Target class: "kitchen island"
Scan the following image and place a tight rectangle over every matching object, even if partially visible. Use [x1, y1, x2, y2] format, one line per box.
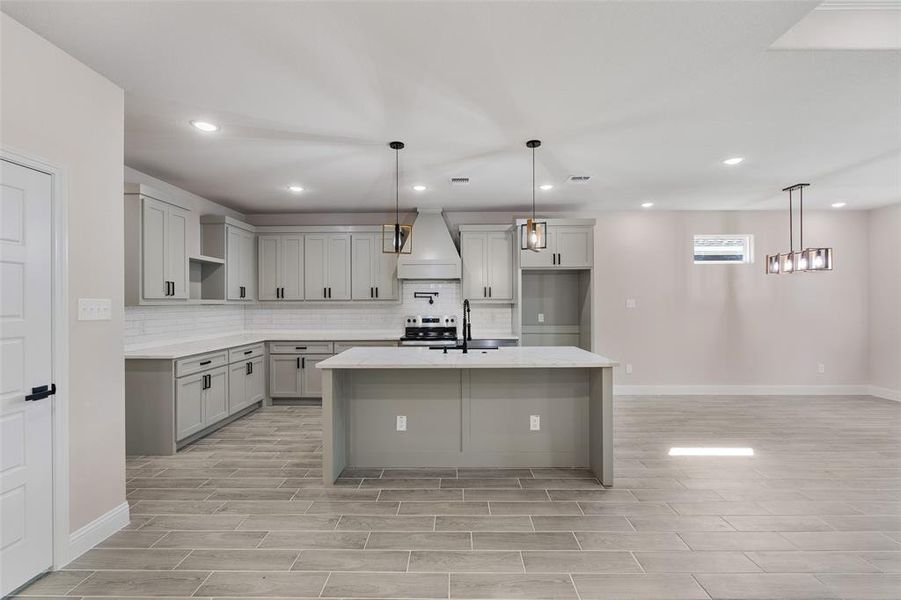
[317, 346, 618, 486]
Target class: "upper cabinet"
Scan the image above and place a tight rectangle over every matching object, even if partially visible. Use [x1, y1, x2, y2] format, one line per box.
[304, 233, 351, 300]
[201, 215, 257, 301]
[351, 232, 398, 300]
[258, 234, 304, 300]
[125, 185, 191, 305]
[519, 224, 593, 269]
[461, 226, 514, 302]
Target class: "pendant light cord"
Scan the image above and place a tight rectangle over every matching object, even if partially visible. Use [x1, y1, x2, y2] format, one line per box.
[531, 144, 536, 220]
[789, 187, 793, 253]
[799, 185, 803, 251]
[395, 146, 399, 224]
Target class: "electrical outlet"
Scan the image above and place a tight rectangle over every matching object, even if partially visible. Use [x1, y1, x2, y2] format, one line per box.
[396, 415, 407, 431]
[537, 313, 545, 323]
[530, 415, 540, 431]
[78, 298, 112, 321]
[626, 363, 633, 374]
[817, 363, 825, 374]
[626, 298, 637, 309]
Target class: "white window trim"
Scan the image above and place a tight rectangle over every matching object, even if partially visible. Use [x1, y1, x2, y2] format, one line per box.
[692, 234, 754, 265]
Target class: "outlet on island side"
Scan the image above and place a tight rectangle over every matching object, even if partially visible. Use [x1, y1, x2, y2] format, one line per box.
[530, 415, 540, 431]
[396, 415, 407, 432]
[625, 363, 633, 374]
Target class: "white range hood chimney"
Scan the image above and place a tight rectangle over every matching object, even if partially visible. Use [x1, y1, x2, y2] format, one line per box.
[397, 209, 461, 280]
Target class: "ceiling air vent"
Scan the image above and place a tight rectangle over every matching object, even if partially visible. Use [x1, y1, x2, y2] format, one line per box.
[450, 177, 470, 186]
[568, 175, 592, 184]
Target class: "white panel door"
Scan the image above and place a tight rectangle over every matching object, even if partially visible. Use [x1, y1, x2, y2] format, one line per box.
[375, 243, 398, 300]
[166, 205, 189, 299]
[202, 367, 229, 426]
[326, 234, 351, 300]
[258, 236, 280, 301]
[0, 160, 54, 596]
[281, 236, 304, 300]
[141, 197, 168, 299]
[519, 227, 556, 268]
[228, 362, 249, 414]
[175, 374, 204, 441]
[299, 355, 330, 398]
[487, 230, 514, 300]
[461, 233, 487, 300]
[226, 227, 243, 300]
[240, 230, 256, 300]
[246, 357, 265, 405]
[269, 355, 301, 397]
[304, 235, 327, 300]
[351, 233, 375, 300]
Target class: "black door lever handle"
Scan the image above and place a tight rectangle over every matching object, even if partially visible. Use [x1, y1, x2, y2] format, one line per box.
[26, 384, 56, 401]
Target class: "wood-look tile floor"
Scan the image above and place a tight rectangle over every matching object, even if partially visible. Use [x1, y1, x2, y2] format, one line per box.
[16, 396, 901, 599]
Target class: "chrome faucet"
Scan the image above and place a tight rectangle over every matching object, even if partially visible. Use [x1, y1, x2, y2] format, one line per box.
[462, 299, 472, 353]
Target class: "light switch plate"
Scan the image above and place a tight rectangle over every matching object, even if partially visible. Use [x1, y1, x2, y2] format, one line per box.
[817, 363, 825, 374]
[396, 415, 407, 432]
[626, 298, 637, 309]
[530, 415, 540, 431]
[537, 313, 545, 323]
[626, 363, 633, 374]
[78, 298, 112, 321]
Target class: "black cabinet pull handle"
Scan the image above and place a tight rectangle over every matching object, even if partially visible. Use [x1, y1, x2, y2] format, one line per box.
[328, 287, 332, 298]
[323, 287, 327, 298]
[243, 350, 253, 355]
[375, 287, 379, 298]
[483, 286, 487, 297]
[199, 360, 212, 366]
[302, 357, 306, 369]
[25, 383, 56, 402]
[370, 287, 373, 298]
[246, 361, 251, 375]
[489, 286, 492, 297]
[296, 356, 300, 369]
[295, 346, 307, 350]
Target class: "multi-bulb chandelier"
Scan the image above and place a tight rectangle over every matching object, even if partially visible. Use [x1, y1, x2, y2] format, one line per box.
[765, 183, 833, 274]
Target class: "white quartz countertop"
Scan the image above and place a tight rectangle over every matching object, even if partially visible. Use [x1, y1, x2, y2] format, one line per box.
[124, 330, 519, 360]
[317, 346, 618, 369]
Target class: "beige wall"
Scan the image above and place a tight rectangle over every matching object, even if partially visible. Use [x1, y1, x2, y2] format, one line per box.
[868, 203, 901, 395]
[592, 210, 871, 388]
[125, 166, 245, 257]
[2, 14, 126, 531]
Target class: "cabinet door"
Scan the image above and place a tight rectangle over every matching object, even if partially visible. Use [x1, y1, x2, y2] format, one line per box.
[258, 236, 280, 300]
[141, 197, 168, 299]
[226, 226, 243, 300]
[375, 244, 398, 300]
[487, 230, 514, 300]
[175, 373, 204, 441]
[228, 362, 248, 414]
[326, 234, 351, 300]
[557, 227, 593, 267]
[519, 227, 557, 268]
[269, 354, 301, 397]
[246, 357, 265, 405]
[166, 205, 189, 299]
[203, 367, 229, 426]
[299, 354, 330, 398]
[281, 235, 304, 300]
[304, 235, 328, 300]
[351, 233, 375, 300]
[461, 232, 487, 300]
[240, 230, 256, 300]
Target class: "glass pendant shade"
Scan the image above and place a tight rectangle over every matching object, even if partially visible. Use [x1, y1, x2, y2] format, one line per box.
[520, 219, 547, 251]
[765, 254, 780, 274]
[779, 253, 794, 274]
[790, 250, 808, 273]
[382, 223, 412, 254]
[804, 247, 833, 271]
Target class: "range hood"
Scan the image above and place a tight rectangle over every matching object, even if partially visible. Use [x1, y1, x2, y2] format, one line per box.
[397, 208, 461, 280]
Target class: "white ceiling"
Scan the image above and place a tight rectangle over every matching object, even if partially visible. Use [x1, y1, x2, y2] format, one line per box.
[4, 1, 900, 213]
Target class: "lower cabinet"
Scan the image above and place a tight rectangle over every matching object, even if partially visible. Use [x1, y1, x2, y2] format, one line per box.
[229, 356, 265, 415]
[269, 352, 330, 398]
[175, 366, 228, 442]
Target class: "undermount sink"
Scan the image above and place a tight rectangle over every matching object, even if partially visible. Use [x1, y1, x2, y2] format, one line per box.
[428, 339, 517, 351]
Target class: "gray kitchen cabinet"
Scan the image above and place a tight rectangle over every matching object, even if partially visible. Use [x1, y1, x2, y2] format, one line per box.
[175, 373, 204, 441]
[269, 354, 302, 397]
[203, 367, 229, 425]
[258, 234, 304, 300]
[519, 225, 592, 269]
[228, 356, 264, 415]
[461, 226, 514, 302]
[299, 354, 330, 397]
[351, 232, 398, 300]
[304, 233, 351, 300]
[226, 225, 256, 300]
[137, 194, 189, 301]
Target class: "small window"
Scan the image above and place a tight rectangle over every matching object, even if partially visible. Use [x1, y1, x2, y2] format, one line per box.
[693, 234, 754, 264]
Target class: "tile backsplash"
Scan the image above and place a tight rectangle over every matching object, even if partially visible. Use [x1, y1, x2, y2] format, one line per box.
[125, 281, 513, 348]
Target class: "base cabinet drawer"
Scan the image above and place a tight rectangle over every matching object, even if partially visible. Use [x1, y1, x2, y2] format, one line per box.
[228, 343, 264, 363]
[176, 351, 228, 378]
[270, 341, 333, 355]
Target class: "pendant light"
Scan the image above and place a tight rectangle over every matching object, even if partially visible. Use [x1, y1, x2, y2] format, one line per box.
[520, 139, 547, 251]
[383, 141, 412, 254]
[765, 183, 833, 274]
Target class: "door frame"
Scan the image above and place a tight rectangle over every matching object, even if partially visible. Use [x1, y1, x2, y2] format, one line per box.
[2, 147, 72, 569]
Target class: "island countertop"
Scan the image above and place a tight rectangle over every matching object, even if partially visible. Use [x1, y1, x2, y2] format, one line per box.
[316, 345, 618, 369]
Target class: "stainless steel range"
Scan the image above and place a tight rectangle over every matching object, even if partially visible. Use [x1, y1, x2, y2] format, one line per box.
[399, 315, 458, 347]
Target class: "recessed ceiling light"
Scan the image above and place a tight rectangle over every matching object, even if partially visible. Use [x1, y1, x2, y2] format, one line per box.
[669, 447, 754, 456]
[190, 120, 219, 132]
[288, 185, 304, 193]
[641, 202, 654, 208]
[831, 202, 846, 208]
[412, 185, 427, 192]
[539, 184, 554, 191]
[722, 157, 744, 166]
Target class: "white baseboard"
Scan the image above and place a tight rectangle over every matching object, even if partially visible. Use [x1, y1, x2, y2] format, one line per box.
[614, 384, 872, 396]
[868, 385, 901, 402]
[64, 501, 130, 566]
